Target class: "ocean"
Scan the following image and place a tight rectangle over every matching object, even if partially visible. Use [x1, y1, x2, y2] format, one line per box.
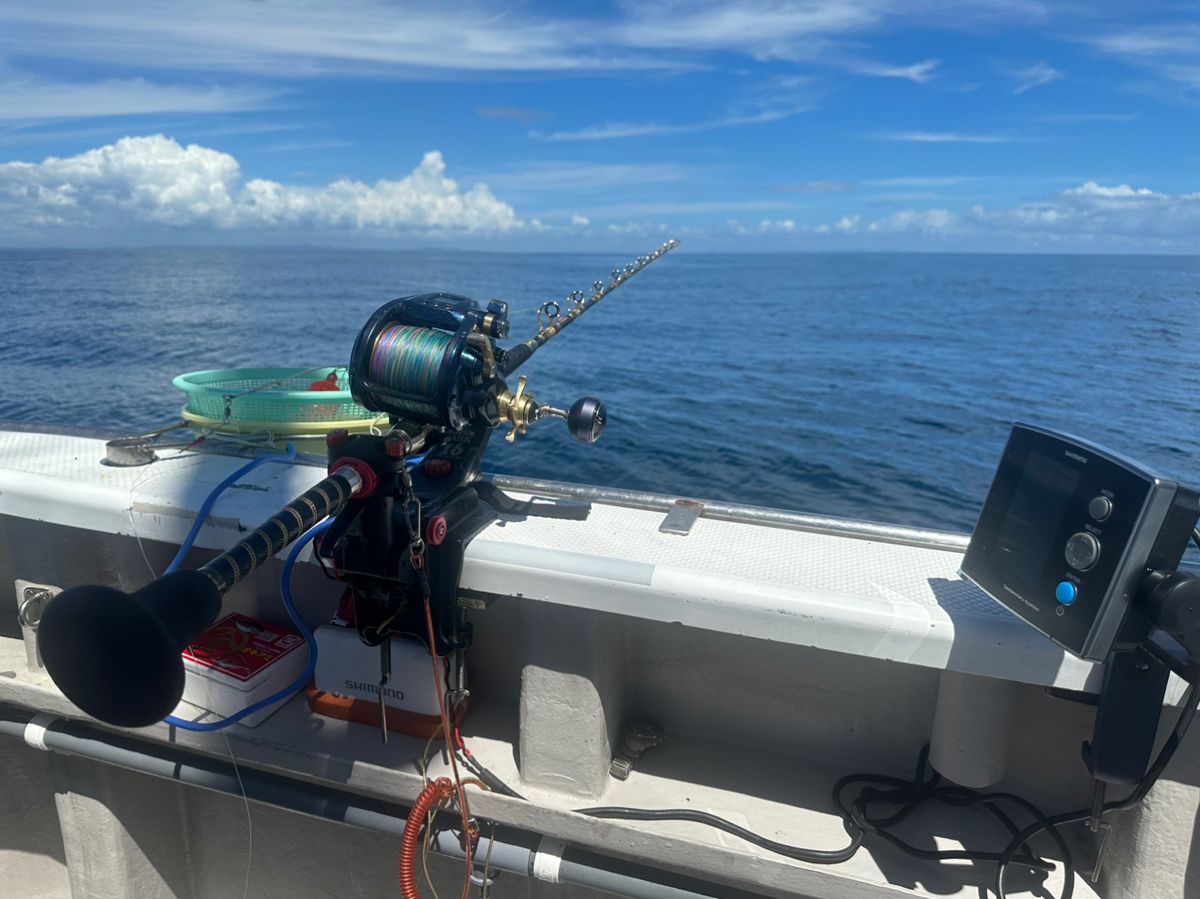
[1, 247, 1197, 533]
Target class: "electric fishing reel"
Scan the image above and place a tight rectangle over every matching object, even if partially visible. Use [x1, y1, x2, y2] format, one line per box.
[35, 240, 679, 731]
[330, 291, 611, 659]
[348, 292, 605, 446]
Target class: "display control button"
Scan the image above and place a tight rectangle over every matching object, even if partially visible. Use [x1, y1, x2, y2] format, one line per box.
[1065, 532, 1101, 571]
[1088, 496, 1113, 522]
[1055, 581, 1077, 605]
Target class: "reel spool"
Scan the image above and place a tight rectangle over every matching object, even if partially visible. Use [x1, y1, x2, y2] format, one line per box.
[349, 293, 510, 430]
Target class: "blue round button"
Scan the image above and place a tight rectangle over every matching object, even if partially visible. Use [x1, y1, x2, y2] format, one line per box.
[1055, 581, 1077, 605]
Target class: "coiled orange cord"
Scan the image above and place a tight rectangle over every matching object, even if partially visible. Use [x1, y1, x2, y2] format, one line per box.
[398, 777, 455, 899]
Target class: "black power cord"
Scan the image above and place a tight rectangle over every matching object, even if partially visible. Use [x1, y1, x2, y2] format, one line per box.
[577, 804, 862, 865]
[834, 747, 1068, 896]
[455, 677, 1200, 898]
[992, 677, 1200, 899]
[582, 747, 1062, 876]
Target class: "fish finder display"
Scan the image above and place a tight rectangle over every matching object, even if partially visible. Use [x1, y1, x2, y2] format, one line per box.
[963, 424, 1199, 660]
[991, 450, 1081, 593]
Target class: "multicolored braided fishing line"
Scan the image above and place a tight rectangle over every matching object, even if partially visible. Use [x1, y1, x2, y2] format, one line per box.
[369, 325, 452, 398]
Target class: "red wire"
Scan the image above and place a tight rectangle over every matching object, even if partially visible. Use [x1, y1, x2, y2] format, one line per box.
[453, 725, 470, 756]
[423, 594, 474, 899]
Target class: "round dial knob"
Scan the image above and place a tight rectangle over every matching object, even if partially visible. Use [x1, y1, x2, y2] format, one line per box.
[567, 397, 606, 444]
[1088, 495, 1113, 522]
[1065, 532, 1101, 572]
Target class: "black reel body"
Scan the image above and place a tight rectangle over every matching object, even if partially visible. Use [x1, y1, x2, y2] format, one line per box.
[322, 430, 495, 655]
[335, 291, 610, 654]
[335, 294, 517, 654]
[349, 293, 510, 431]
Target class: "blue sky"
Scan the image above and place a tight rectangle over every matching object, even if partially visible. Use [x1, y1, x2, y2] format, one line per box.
[0, 1, 1197, 251]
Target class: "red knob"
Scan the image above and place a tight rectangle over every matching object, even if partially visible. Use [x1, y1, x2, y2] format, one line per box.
[384, 434, 409, 459]
[423, 458, 453, 478]
[326, 428, 350, 447]
[425, 516, 448, 546]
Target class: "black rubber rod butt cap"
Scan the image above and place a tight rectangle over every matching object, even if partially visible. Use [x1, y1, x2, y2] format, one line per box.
[1144, 570, 1200, 638]
[38, 570, 222, 728]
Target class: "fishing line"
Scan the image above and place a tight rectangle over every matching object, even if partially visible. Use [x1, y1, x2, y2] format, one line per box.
[126, 453, 209, 580]
[125, 466, 255, 899]
[369, 325, 453, 399]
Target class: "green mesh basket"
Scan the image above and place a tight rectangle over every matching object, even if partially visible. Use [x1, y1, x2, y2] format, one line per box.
[173, 367, 383, 432]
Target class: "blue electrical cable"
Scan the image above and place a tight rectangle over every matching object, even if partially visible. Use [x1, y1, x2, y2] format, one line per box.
[164, 442, 298, 574]
[165, 518, 330, 732]
[161, 443, 426, 731]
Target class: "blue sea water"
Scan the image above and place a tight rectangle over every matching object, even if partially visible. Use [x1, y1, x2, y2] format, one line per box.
[1, 248, 1197, 533]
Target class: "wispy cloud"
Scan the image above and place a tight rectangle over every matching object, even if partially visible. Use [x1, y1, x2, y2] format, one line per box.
[0, 77, 277, 122]
[873, 131, 1019, 144]
[865, 175, 980, 186]
[1086, 25, 1200, 96]
[0, 1, 671, 78]
[612, 1, 1045, 55]
[852, 58, 940, 83]
[533, 108, 803, 141]
[257, 138, 354, 154]
[774, 179, 855, 193]
[772, 178, 859, 193]
[0, 0, 1051, 84]
[1031, 112, 1138, 123]
[1090, 28, 1200, 58]
[477, 106, 548, 123]
[1010, 61, 1063, 94]
[466, 161, 699, 192]
[865, 191, 940, 203]
[611, 2, 877, 52]
[572, 199, 795, 218]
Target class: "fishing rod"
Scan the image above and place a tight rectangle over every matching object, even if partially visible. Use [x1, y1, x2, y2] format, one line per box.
[38, 239, 681, 731]
[497, 238, 678, 378]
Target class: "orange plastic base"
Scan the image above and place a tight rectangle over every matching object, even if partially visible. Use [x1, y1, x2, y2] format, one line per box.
[306, 688, 468, 739]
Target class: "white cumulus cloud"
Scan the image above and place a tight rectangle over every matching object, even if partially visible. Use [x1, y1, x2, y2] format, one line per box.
[726, 218, 797, 235]
[0, 135, 521, 235]
[815, 181, 1200, 249]
[1062, 181, 1163, 199]
[869, 208, 957, 233]
[970, 181, 1200, 243]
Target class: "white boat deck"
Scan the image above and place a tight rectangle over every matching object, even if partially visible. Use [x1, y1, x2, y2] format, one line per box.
[0, 427, 1156, 899]
[0, 429, 1097, 691]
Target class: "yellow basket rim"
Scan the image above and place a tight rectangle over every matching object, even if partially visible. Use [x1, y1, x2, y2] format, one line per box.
[181, 408, 390, 437]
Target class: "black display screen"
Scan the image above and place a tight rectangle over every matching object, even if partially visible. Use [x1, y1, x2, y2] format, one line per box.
[990, 450, 1081, 591]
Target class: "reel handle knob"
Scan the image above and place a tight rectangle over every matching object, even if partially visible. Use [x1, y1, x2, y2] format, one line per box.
[567, 397, 606, 444]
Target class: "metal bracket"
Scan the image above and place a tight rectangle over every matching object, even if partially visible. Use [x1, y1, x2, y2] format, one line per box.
[609, 720, 666, 780]
[103, 420, 190, 467]
[15, 580, 60, 672]
[1057, 817, 1112, 884]
[659, 499, 703, 536]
